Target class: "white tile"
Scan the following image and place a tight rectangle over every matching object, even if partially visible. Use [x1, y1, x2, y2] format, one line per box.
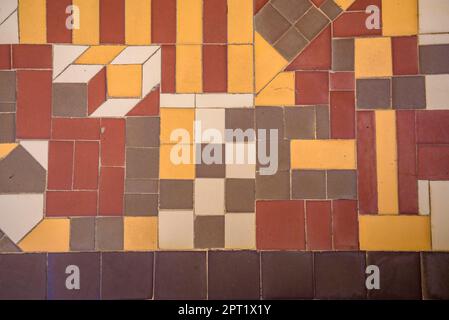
[158, 210, 194, 249]
[0, 0, 17, 24]
[19, 140, 48, 170]
[0, 11, 18, 44]
[225, 142, 257, 165]
[111, 46, 160, 64]
[196, 94, 254, 108]
[430, 181, 449, 251]
[426, 74, 449, 109]
[54, 64, 104, 83]
[160, 94, 195, 108]
[0, 194, 44, 243]
[418, 180, 430, 215]
[194, 179, 225, 216]
[53, 45, 89, 79]
[142, 48, 161, 96]
[194, 109, 225, 143]
[226, 164, 256, 179]
[419, 0, 449, 34]
[419, 34, 449, 45]
[89, 99, 140, 118]
[225, 213, 255, 249]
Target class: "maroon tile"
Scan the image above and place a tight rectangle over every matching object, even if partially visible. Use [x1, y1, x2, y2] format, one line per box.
[208, 251, 260, 300]
[73, 141, 99, 190]
[392, 36, 418, 75]
[99, 0, 125, 44]
[99, 167, 124, 216]
[332, 200, 359, 250]
[154, 252, 207, 300]
[357, 111, 378, 214]
[100, 118, 125, 166]
[52, 118, 101, 140]
[203, 0, 227, 43]
[16, 70, 51, 139]
[0, 45, 11, 69]
[333, 12, 381, 37]
[330, 91, 355, 139]
[256, 200, 306, 250]
[203, 45, 227, 92]
[127, 86, 160, 116]
[330, 72, 355, 91]
[315, 252, 366, 299]
[261, 252, 313, 299]
[416, 110, 449, 144]
[418, 145, 449, 180]
[46, 191, 98, 216]
[47, 252, 100, 300]
[46, 0, 72, 43]
[396, 111, 418, 214]
[422, 253, 449, 300]
[161, 45, 176, 92]
[102, 252, 153, 300]
[12, 45, 52, 69]
[306, 201, 332, 250]
[48, 141, 74, 190]
[295, 71, 329, 105]
[88, 67, 106, 115]
[152, 0, 177, 43]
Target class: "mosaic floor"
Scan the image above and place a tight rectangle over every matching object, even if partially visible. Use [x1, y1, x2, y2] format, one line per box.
[0, 0, 449, 300]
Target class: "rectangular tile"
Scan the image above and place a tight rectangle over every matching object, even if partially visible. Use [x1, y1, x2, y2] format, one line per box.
[306, 201, 332, 250]
[101, 118, 125, 166]
[48, 141, 74, 190]
[228, 0, 253, 44]
[73, 0, 100, 45]
[125, 0, 151, 45]
[228, 45, 254, 93]
[46, 191, 97, 216]
[73, 141, 99, 190]
[46, 0, 72, 43]
[177, 0, 202, 44]
[332, 200, 358, 250]
[99, 0, 125, 44]
[99, 167, 124, 216]
[203, 0, 227, 43]
[19, 0, 46, 44]
[176, 45, 202, 93]
[430, 181, 449, 251]
[330, 91, 355, 139]
[203, 45, 227, 92]
[151, 0, 176, 43]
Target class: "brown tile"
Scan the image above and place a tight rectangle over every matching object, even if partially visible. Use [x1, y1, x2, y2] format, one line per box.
[95, 217, 124, 251]
[0, 102, 15, 112]
[256, 107, 284, 140]
[255, 4, 291, 45]
[316, 105, 330, 139]
[285, 106, 315, 139]
[225, 108, 254, 132]
[306, 200, 332, 250]
[194, 216, 225, 249]
[262, 252, 313, 299]
[292, 170, 326, 199]
[256, 170, 290, 200]
[196, 144, 226, 178]
[315, 252, 366, 299]
[70, 217, 95, 251]
[160, 179, 193, 209]
[332, 38, 354, 71]
[320, 0, 342, 20]
[0, 236, 20, 252]
[271, 0, 312, 23]
[356, 79, 391, 109]
[102, 252, 153, 299]
[226, 179, 255, 212]
[392, 76, 426, 109]
[416, 110, 449, 144]
[52, 83, 87, 117]
[126, 117, 160, 147]
[0, 113, 15, 143]
[0, 253, 46, 299]
[203, 45, 227, 92]
[47, 253, 100, 300]
[126, 147, 159, 179]
[274, 27, 308, 61]
[295, 7, 329, 41]
[0, 71, 16, 102]
[155, 251, 206, 300]
[332, 200, 359, 250]
[422, 253, 449, 300]
[419, 44, 449, 74]
[208, 251, 260, 299]
[124, 194, 158, 216]
[258, 139, 290, 171]
[327, 170, 357, 199]
[125, 179, 158, 194]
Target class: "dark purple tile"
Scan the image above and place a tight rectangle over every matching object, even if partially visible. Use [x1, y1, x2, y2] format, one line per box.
[422, 253, 449, 300]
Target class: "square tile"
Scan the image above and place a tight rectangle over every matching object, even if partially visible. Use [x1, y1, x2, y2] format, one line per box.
[159, 179, 193, 209]
[256, 107, 284, 139]
[194, 216, 225, 248]
[271, 0, 312, 23]
[295, 71, 329, 105]
[255, 4, 291, 44]
[158, 210, 194, 249]
[95, 217, 124, 251]
[225, 213, 256, 249]
[159, 144, 195, 179]
[285, 106, 315, 139]
[426, 74, 449, 109]
[295, 7, 329, 41]
[195, 178, 225, 215]
[392, 76, 426, 109]
[126, 117, 160, 147]
[225, 179, 255, 212]
[355, 37, 392, 78]
[320, 0, 342, 20]
[52, 83, 87, 117]
[196, 144, 226, 178]
[195, 108, 225, 143]
[356, 79, 391, 109]
[327, 170, 357, 199]
[256, 170, 290, 199]
[126, 147, 159, 179]
[274, 27, 308, 61]
[382, 0, 418, 36]
[292, 170, 326, 199]
[225, 108, 255, 133]
[124, 217, 158, 251]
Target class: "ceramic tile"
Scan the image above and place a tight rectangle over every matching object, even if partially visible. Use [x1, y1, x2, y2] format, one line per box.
[356, 79, 391, 109]
[225, 179, 255, 212]
[291, 170, 326, 199]
[422, 253, 449, 299]
[225, 213, 256, 249]
[195, 178, 225, 216]
[392, 76, 426, 109]
[256, 171, 290, 200]
[271, 0, 312, 23]
[295, 7, 329, 41]
[70, 217, 95, 251]
[194, 216, 225, 249]
[95, 217, 124, 251]
[255, 4, 291, 45]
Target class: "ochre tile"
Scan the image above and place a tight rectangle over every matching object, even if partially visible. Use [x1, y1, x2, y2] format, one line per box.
[176, 45, 202, 93]
[124, 217, 157, 251]
[73, 0, 100, 45]
[334, 0, 356, 9]
[18, 0, 46, 44]
[177, 0, 202, 44]
[381, 0, 418, 36]
[255, 72, 295, 106]
[160, 108, 194, 144]
[0, 143, 17, 160]
[228, 0, 253, 44]
[159, 144, 195, 179]
[107, 64, 142, 98]
[228, 45, 254, 93]
[18, 219, 70, 252]
[125, 0, 151, 45]
[75, 45, 125, 64]
[355, 37, 392, 78]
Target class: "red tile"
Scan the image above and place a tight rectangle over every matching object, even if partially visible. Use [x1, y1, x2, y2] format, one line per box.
[348, 0, 382, 10]
[286, 26, 331, 71]
[330, 72, 355, 91]
[332, 200, 359, 250]
[392, 36, 418, 75]
[333, 12, 382, 37]
[127, 86, 160, 116]
[100, 118, 125, 166]
[99, 0, 125, 44]
[161, 45, 176, 93]
[255, 0, 270, 14]
[52, 118, 101, 140]
[16, 70, 52, 139]
[330, 91, 355, 139]
[357, 111, 378, 214]
[88, 67, 106, 115]
[46, 0, 72, 43]
[306, 201, 332, 250]
[12, 45, 52, 69]
[418, 145, 449, 180]
[203, 0, 227, 43]
[417, 110, 449, 144]
[99, 167, 124, 216]
[73, 141, 99, 190]
[151, 0, 177, 43]
[256, 200, 305, 250]
[203, 45, 227, 92]
[397, 111, 418, 214]
[47, 141, 74, 190]
[46, 191, 97, 217]
[0, 45, 11, 69]
[295, 71, 329, 105]
[311, 0, 326, 6]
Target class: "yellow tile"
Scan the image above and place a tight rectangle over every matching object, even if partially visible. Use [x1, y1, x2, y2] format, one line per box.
[75, 45, 126, 64]
[355, 37, 392, 78]
[334, 0, 356, 10]
[228, 0, 253, 44]
[125, 0, 151, 45]
[382, 0, 418, 36]
[124, 217, 158, 251]
[18, 219, 70, 252]
[160, 108, 195, 144]
[255, 32, 288, 93]
[255, 72, 295, 106]
[375, 110, 399, 214]
[228, 45, 254, 93]
[291, 140, 357, 170]
[19, 0, 46, 44]
[176, 45, 202, 93]
[73, 0, 100, 45]
[177, 0, 202, 44]
[0, 143, 18, 160]
[160, 145, 195, 179]
[359, 215, 431, 251]
[107, 64, 142, 97]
